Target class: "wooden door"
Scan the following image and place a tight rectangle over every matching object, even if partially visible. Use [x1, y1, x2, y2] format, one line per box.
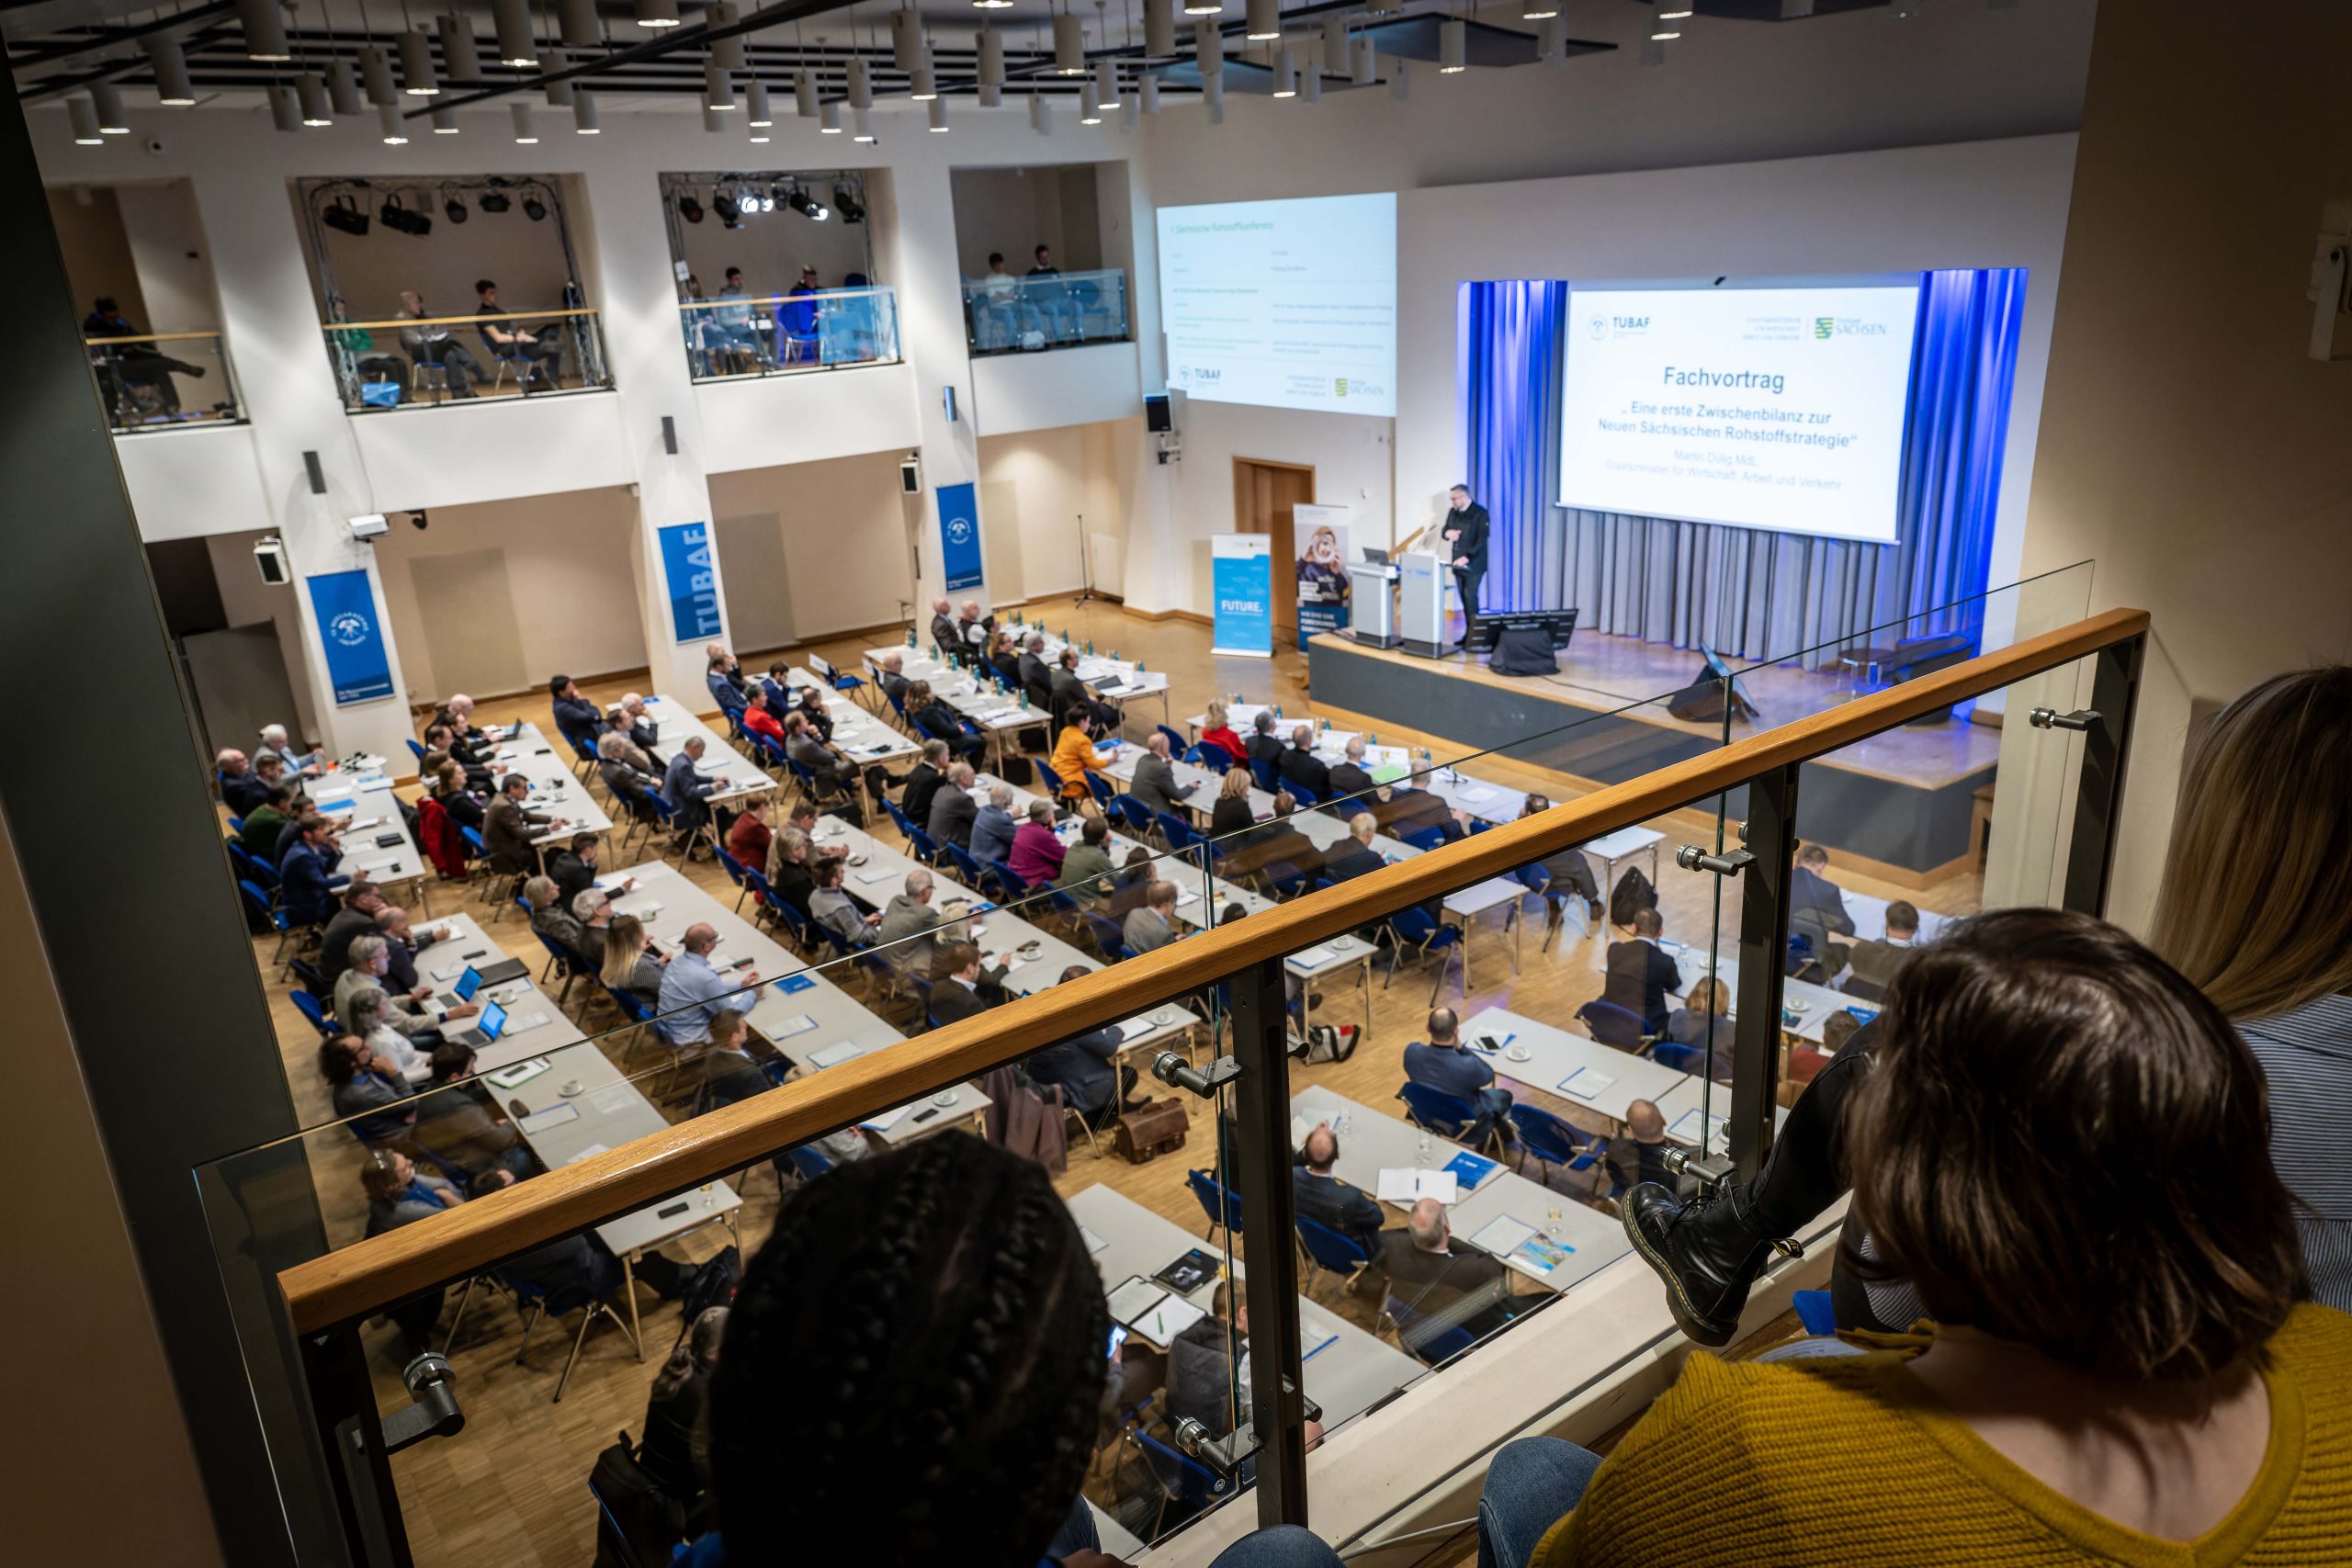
[1233, 458, 1316, 637]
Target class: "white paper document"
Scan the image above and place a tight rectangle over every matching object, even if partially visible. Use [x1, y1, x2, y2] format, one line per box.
[858, 1104, 914, 1134]
[769, 1013, 820, 1039]
[1669, 1110, 1727, 1147]
[563, 1143, 611, 1164]
[808, 1041, 863, 1068]
[1376, 1168, 1462, 1205]
[1558, 1067, 1616, 1100]
[516, 1103, 581, 1134]
[1465, 1214, 1539, 1258]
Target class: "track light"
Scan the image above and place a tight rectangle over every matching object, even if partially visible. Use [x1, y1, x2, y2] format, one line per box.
[322, 196, 369, 234]
[296, 71, 333, 125]
[510, 104, 536, 142]
[746, 80, 773, 124]
[707, 1, 746, 68]
[820, 100, 842, 133]
[1139, 73, 1161, 114]
[704, 62, 735, 111]
[445, 193, 469, 222]
[432, 104, 459, 132]
[379, 195, 431, 234]
[1183, 0, 1221, 13]
[479, 187, 511, 212]
[854, 105, 876, 142]
[399, 29, 440, 94]
[1197, 20, 1223, 75]
[714, 191, 741, 223]
[237, 0, 291, 62]
[1093, 58, 1119, 109]
[91, 79, 130, 132]
[560, 0, 601, 49]
[69, 97, 105, 144]
[796, 71, 818, 117]
[910, 60, 937, 100]
[1522, 0, 1559, 17]
[146, 38, 198, 105]
[1271, 45, 1295, 96]
[326, 59, 364, 114]
[1439, 18, 1466, 71]
[891, 8, 922, 72]
[1145, 0, 1176, 53]
[361, 45, 398, 105]
[678, 192, 705, 221]
[268, 83, 301, 131]
[438, 13, 482, 83]
[380, 103, 409, 143]
[928, 97, 949, 131]
[637, 0, 681, 27]
[1054, 12, 1085, 73]
[846, 57, 872, 108]
[1245, 0, 1278, 41]
[541, 51, 574, 105]
[830, 181, 864, 220]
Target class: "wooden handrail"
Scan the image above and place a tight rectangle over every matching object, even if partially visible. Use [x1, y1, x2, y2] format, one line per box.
[84, 331, 222, 346]
[276, 606, 2147, 1333]
[322, 307, 601, 332]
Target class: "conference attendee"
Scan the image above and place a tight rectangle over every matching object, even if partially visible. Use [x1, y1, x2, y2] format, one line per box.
[928, 940, 1011, 1026]
[665, 738, 721, 852]
[874, 867, 964, 976]
[1017, 633, 1053, 707]
[1404, 1006, 1510, 1143]
[395, 290, 488, 394]
[1383, 1198, 1518, 1347]
[1102, 848, 1159, 923]
[550, 674, 600, 750]
[1325, 736, 1378, 806]
[318, 879, 388, 984]
[1379, 778, 1468, 845]
[217, 749, 266, 815]
[434, 692, 492, 743]
[411, 1041, 534, 1181]
[1024, 968, 1138, 1124]
[785, 713, 865, 820]
[1790, 842, 1857, 973]
[696, 1009, 772, 1111]
[1198, 700, 1250, 767]
[321, 1034, 416, 1145]
[429, 761, 488, 842]
[1277, 725, 1332, 800]
[239, 783, 298, 860]
[711, 264, 759, 356]
[600, 913, 668, 1011]
[1054, 814, 1114, 908]
[1603, 1099, 1678, 1196]
[374, 905, 433, 995]
[342, 984, 433, 1080]
[1050, 647, 1118, 733]
[927, 595, 960, 655]
[756, 660, 789, 712]
[1049, 708, 1117, 808]
[795, 682, 838, 746]
[1441, 482, 1490, 647]
[614, 693, 662, 756]
[1123, 880, 1182, 956]
[688, 1135, 1115, 1568]
[1026, 242, 1061, 278]
[279, 814, 350, 927]
[358, 1148, 458, 1234]
[807, 854, 878, 949]
[1128, 730, 1196, 818]
[741, 687, 787, 751]
[424, 722, 492, 791]
[984, 627, 1024, 690]
[595, 732, 661, 825]
[954, 599, 994, 654]
[473, 277, 562, 389]
[1293, 1122, 1385, 1253]
[725, 797, 773, 872]
[1247, 792, 1325, 886]
[1321, 813, 1386, 885]
[642, 1304, 730, 1538]
[524, 874, 594, 967]
[1166, 1279, 1250, 1442]
[1509, 908, 2334, 1568]
[763, 826, 816, 917]
[898, 738, 950, 832]
[1208, 766, 1259, 844]
[777, 263, 823, 361]
[656, 924, 755, 1045]
[486, 773, 565, 875]
[875, 649, 912, 708]
[1008, 799, 1069, 888]
[969, 782, 1019, 868]
[268, 789, 320, 865]
[574, 885, 616, 954]
[1843, 899, 1921, 1001]
[927, 761, 978, 849]
[1666, 976, 1736, 1081]
[545, 830, 605, 908]
[1604, 907, 1682, 1034]
[906, 680, 983, 762]
[84, 294, 207, 417]
[1245, 710, 1286, 775]
[1511, 792, 1603, 927]
[470, 1168, 701, 1303]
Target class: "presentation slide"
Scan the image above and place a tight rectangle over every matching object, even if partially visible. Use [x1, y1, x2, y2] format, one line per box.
[1158, 192, 1397, 416]
[1559, 283, 1921, 543]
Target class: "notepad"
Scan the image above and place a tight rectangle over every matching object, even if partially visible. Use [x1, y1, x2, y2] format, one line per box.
[1466, 1214, 1538, 1258]
[1287, 944, 1336, 969]
[1377, 1168, 1461, 1205]
[516, 1102, 581, 1134]
[1558, 1067, 1616, 1101]
[1299, 1317, 1341, 1361]
[503, 1011, 554, 1034]
[775, 973, 816, 995]
[1111, 1016, 1167, 1043]
[854, 867, 898, 886]
[1668, 1110, 1727, 1148]
[808, 1041, 862, 1068]
[859, 1104, 913, 1134]
[1175, 889, 1200, 906]
[485, 1057, 551, 1089]
[769, 1012, 819, 1039]
[589, 1084, 638, 1115]
[563, 1143, 611, 1165]
[1105, 1275, 1167, 1324]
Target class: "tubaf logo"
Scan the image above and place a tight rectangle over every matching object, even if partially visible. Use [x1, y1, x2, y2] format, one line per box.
[945, 515, 975, 547]
[1589, 314, 1607, 340]
[329, 611, 370, 646]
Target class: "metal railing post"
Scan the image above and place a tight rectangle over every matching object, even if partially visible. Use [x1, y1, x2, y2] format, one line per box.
[1729, 767, 1799, 1180]
[1228, 956, 1311, 1528]
[300, 1324, 413, 1567]
[2062, 634, 2145, 917]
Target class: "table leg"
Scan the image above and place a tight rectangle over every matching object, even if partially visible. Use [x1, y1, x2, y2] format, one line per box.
[622, 1255, 645, 1361]
[1357, 955, 1373, 1040]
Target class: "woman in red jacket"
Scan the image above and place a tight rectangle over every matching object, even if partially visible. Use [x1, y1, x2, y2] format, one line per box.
[1200, 698, 1249, 765]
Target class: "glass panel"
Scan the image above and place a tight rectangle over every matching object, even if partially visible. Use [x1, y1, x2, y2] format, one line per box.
[964, 266, 1131, 355]
[324, 305, 613, 414]
[678, 285, 901, 382]
[86, 329, 244, 433]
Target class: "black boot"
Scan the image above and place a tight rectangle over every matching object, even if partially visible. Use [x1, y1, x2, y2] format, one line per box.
[1621, 1180, 1793, 1348]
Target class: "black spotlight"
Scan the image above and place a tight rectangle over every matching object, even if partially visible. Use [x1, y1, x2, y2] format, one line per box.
[479, 189, 512, 214]
[678, 192, 704, 224]
[444, 196, 469, 224]
[322, 196, 369, 236]
[408, 510, 429, 530]
[831, 181, 865, 222]
[522, 195, 547, 221]
[712, 191, 741, 224]
[379, 195, 432, 236]
[787, 187, 829, 222]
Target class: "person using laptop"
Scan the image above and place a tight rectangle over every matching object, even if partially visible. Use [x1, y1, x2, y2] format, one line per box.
[335, 934, 475, 1044]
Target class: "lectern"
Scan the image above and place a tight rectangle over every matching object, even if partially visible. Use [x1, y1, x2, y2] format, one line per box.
[1398, 550, 1448, 659]
[1349, 558, 1400, 648]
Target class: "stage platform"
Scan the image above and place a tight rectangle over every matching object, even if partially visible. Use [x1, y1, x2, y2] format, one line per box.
[1307, 630, 2000, 882]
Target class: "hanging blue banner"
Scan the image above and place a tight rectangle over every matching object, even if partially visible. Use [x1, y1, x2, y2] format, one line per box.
[658, 521, 724, 644]
[938, 481, 984, 592]
[1211, 534, 1274, 657]
[307, 569, 394, 706]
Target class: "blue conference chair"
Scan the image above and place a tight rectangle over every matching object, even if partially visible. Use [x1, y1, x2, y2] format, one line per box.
[1085, 911, 1132, 963]
[1250, 759, 1281, 794]
[1396, 1081, 1478, 1142]
[1383, 906, 1464, 1000]
[1183, 743, 1230, 775]
[1386, 1294, 1478, 1366]
[1398, 822, 1448, 852]
[1509, 1103, 1605, 1191]
[1575, 998, 1648, 1050]
[1186, 1168, 1243, 1247]
[1294, 1213, 1376, 1295]
[288, 989, 336, 1039]
[1648, 1041, 1708, 1075]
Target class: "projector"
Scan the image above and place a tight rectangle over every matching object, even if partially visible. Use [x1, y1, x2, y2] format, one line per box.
[348, 513, 390, 541]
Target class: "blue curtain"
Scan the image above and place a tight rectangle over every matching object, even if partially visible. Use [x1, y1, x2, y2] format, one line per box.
[1457, 269, 2028, 664]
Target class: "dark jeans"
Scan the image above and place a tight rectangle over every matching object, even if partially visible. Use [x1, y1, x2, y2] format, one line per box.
[1743, 1024, 1874, 1236]
[1477, 1438, 1605, 1568]
[1454, 567, 1485, 632]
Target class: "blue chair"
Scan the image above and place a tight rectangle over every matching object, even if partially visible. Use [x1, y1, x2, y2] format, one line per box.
[1034, 758, 1065, 796]
[225, 814, 245, 837]
[530, 928, 588, 999]
[1398, 823, 1447, 852]
[405, 738, 428, 764]
[1792, 1290, 1838, 1337]
[786, 1144, 835, 1181]
[883, 797, 917, 839]
[1261, 861, 1307, 900]
[1396, 1081, 1478, 1142]
[714, 846, 752, 911]
[1386, 1293, 1478, 1366]
[982, 858, 1029, 906]
[567, 731, 600, 775]
[288, 989, 335, 1038]
[1509, 1103, 1604, 1190]
[1129, 1426, 1232, 1534]
[459, 825, 488, 862]
[1182, 742, 1230, 774]
[1288, 784, 1318, 808]
[1085, 911, 1133, 962]
[1186, 1168, 1242, 1246]
[1112, 794, 1156, 838]
[502, 1269, 639, 1404]
[1088, 770, 1116, 807]
[831, 669, 867, 702]
[240, 880, 296, 964]
[944, 842, 986, 888]
[1155, 723, 1189, 756]
[768, 897, 813, 951]
[1250, 758, 1280, 794]
[1383, 906, 1464, 1001]
[1158, 812, 1204, 856]
[904, 822, 945, 866]
[1648, 1041, 1707, 1075]
[605, 984, 654, 1024]
[1295, 1212, 1375, 1293]
[1576, 998, 1648, 1050]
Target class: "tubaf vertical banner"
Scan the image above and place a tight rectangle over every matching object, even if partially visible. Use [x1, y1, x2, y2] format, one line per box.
[1211, 533, 1274, 657]
[658, 521, 724, 643]
[1292, 502, 1353, 651]
[937, 481, 985, 592]
[307, 569, 395, 705]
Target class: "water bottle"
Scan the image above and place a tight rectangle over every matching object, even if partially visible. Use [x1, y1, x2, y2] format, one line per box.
[1417, 1128, 1432, 1167]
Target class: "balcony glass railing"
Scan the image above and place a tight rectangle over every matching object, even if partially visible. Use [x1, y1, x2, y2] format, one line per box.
[85, 330, 244, 434]
[677, 285, 902, 382]
[963, 266, 1131, 355]
[323, 306, 614, 413]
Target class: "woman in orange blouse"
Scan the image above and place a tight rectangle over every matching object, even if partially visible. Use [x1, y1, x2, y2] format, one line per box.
[1049, 709, 1117, 810]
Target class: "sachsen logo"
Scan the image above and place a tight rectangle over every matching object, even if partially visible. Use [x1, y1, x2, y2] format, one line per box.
[1815, 317, 1890, 340]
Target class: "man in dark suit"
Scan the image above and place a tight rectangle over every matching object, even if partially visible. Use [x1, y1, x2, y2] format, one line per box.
[700, 1010, 772, 1110]
[663, 739, 719, 852]
[1382, 1198, 1517, 1346]
[1790, 843, 1857, 977]
[1604, 907, 1682, 1034]
[1050, 648, 1118, 732]
[1229, 791, 1324, 885]
[1377, 783, 1467, 844]
[1843, 899, 1920, 1001]
[318, 879, 388, 984]
[876, 650, 912, 709]
[546, 831, 606, 908]
[1602, 1099, 1683, 1197]
[217, 750, 268, 816]
[927, 941, 1010, 1026]
[1016, 635, 1054, 710]
[928, 596, 960, 655]
[485, 773, 564, 875]
[1403, 1006, 1510, 1142]
[898, 739, 950, 831]
[1326, 736, 1377, 806]
[1024, 967, 1140, 1124]
[927, 761, 978, 850]
[1246, 710, 1287, 776]
[1277, 725, 1332, 799]
[1293, 1122, 1385, 1253]
[706, 653, 749, 728]
[1320, 814, 1387, 884]
[549, 674, 601, 750]
[278, 814, 350, 927]
[1442, 483, 1491, 647]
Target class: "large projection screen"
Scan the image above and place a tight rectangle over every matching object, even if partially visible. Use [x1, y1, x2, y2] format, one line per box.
[1559, 281, 1922, 543]
[1157, 192, 1397, 416]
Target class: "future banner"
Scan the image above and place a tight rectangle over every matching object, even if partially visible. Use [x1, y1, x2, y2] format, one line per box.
[1211, 534, 1273, 658]
[657, 521, 724, 643]
[307, 569, 394, 705]
[937, 481, 984, 592]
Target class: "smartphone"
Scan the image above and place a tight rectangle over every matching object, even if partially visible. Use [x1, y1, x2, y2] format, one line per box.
[1106, 1325, 1129, 1360]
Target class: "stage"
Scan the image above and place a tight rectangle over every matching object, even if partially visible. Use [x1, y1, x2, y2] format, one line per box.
[1307, 629, 2000, 884]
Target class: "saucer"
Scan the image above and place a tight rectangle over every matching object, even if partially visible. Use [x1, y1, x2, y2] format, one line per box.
[932, 1091, 959, 1108]
[1504, 1046, 1533, 1064]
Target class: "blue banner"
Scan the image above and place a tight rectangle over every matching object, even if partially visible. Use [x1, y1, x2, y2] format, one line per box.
[938, 482, 984, 592]
[658, 521, 724, 644]
[1211, 534, 1273, 657]
[307, 569, 394, 705]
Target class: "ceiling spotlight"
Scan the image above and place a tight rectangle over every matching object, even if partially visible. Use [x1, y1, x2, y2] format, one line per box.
[1522, 0, 1558, 16]
[846, 57, 871, 108]
[746, 80, 773, 125]
[928, 97, 949, 132]
[796, 70, 819, 117]
[1439, 17, 1466, 72]
[978, 27, 1005, 89]
[493, 0, 538, 63]
[511, 103, 537, 142]
[379, 103, 409, 143]
[361, 45, 399, 105]
[268, 83, 301, 131]
[1270, 46, 1295, 97]
[831, 181, 865, 221]
[635, 0, 682, 26]
[91, 79, 131, 133]
[523, 195, 548, 221]
[327, 59, 365, 115]
[910, 61, 938, 100]
[379, 195, 432, 235]
[853, 105, 876, 143]
[1182, 0, 1222, 13]
[237, 0, 292, 62]
[707, 1, 745, 67]
[974, 0, 1014, 9]
[479, 188, 512, 213]
[145, 38, 198, 105]
[540, 49, 574, 106]
[704, 62, 735, 111]
[297, 72, 334, 126]
[1658, 4, 1694, 15]
[1245, 0, 1279, 41]
[432, 104, 460, 132]
[678, 192, 706, 222]
[1054, 12, 1085, 73]
[445, 193, 469, 222]
[1650, 24, 1681, 39]
[1092, 58, 1119, 110]
[714, 191, 741, 223]
[398, 29, 440, 94]
[69, 96, 105, 144]
[1148, 0, 1176, 54]
[573, 90, 600, 132]
[560, 0, 601, 49]
[322, 195, 370, 234]
[820, 100, 842, 133]
[437, 13, 482, 84]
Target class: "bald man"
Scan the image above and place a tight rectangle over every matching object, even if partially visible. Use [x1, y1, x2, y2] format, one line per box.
[1127, 730, 1196, 818]
[1605, 1099, 1679, 1196]
[1321, 812, 1387, 885]
[1278, 723, 1333, 799]
[1292, 1122, 1385, 1251]
[1328, 735, 1377, 804]
[654, 922, 754, 1045]
[929, 596, 960, 654]
[954, 598, 995, 654]
[1382, 1197, 1518, 1346]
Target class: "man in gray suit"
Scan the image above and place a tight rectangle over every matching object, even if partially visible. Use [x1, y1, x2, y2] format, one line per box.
[873, 866, 969, 976]
[1127, 731, 1196, 818]
[927, 761, 978, 850]
[1842, 899, 1920, 1001]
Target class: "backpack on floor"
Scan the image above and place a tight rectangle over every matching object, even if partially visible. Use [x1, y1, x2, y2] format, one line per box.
[996, 754, 1035, 787]
[1609, 866, 1658, 928]
[1292, 1022, 1359, 1064]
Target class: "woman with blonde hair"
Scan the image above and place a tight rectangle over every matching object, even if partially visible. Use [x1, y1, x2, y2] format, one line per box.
[1209, 762, 1257, 841]
[1200, 698, 1249, 765]
[1663, 976, 1736, 1082]
[601, 912, 666, 1010]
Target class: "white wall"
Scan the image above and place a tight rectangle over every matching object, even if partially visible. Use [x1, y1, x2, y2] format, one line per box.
[116, 177, 218, 334]
[971, 339, 1140, 435]
[950, 164, 1106, 277]
[977, 419, 1141, 603]
[707, 451, 918, 646]
[206, 528, 321, 744]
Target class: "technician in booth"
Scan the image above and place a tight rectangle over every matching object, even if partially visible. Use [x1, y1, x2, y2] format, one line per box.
[1443, 483, 1491, 649]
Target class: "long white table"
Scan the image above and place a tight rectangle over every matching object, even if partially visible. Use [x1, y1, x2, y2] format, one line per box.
[477, 721, 616, 857]
[1659, 943, 1878, 1047]
[1842, 888, 1955, 945]
[641, 693, 777, 806]
[784, 666, 919, 764]
[308, 761, 436, 914]
[1461, 1003, 1692, 1132]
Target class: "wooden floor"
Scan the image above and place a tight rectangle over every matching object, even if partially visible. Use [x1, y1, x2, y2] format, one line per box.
[242, 594, 1979, 1568]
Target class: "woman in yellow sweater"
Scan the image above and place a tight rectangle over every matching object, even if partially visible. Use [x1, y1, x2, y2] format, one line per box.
[1048, 707, 1118, 811]
[1481, 908, 2344, 1568]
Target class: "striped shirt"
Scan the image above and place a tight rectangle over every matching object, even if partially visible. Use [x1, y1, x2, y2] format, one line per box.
[2239, 993, 2352, 1312]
